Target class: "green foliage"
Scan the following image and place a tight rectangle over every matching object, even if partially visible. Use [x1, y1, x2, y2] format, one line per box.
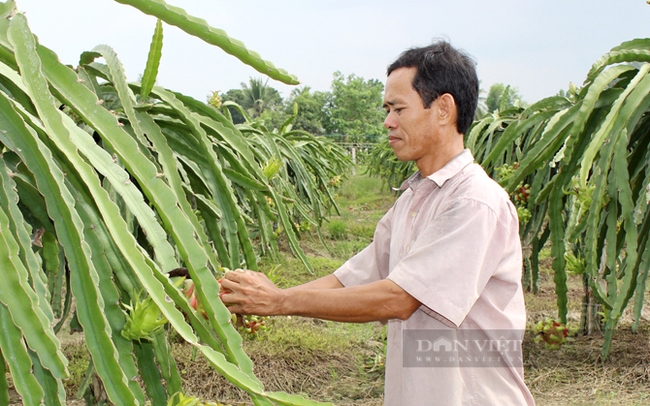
[140, 19, 163, 99]
[220, 78, 283, 125]
[241, 77, 283, 117]
[485, 82, 526, 113]
[475, 81, 488, 119]
[220, 73, 384, 140]
[323, 71, 385, 142]
[335, 165, 395, 207]
[284, 86, 328, 134]
[60, 342, 91, 399]
[121, 294, 168, 342]
[365, 140, 416, 190]
[115, 0, 299, 85]
[258, 107, 289, 131]
[219, 88, 247, 123]
[0, 2, 345, 404]
[246, 317, 374, 357]
[327, 219, 348, 240]
[224, 106, 352, 271]
[259, 253, 343, 289]
[471, 39, 650, 359]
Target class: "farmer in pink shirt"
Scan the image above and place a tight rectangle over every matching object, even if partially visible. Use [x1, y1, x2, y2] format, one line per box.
[221, 40, 535, 406]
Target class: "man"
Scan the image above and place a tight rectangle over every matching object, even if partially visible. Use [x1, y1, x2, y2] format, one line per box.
[220, 40, 535, 405]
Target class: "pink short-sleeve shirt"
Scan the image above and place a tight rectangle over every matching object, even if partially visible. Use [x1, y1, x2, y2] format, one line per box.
[334, 149, 535, 405]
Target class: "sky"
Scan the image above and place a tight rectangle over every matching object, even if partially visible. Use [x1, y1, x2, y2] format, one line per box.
[16, 0, 650, 104]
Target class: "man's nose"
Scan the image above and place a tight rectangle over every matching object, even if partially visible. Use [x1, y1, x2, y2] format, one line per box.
[384, 112, 395, 129]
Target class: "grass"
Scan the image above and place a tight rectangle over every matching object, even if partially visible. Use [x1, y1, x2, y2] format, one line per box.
[327, 219, 348, 240]
[258, 253, 342, 288]
[61, 340, 90, 399]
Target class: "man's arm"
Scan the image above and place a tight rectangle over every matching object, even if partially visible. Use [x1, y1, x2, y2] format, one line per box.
[219, 270, 420, 323]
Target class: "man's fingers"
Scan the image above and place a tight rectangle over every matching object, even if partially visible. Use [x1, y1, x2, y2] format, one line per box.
[219, 271, 252, 307]
[220, 292, 247, 315]
[219, 290, 238, 306]
[219, 277, 236, 292]
[222, 269, 250, 283]
[218, 269, 277, 316]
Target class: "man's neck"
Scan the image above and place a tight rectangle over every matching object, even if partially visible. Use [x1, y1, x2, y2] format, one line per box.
[416, 139, 465, 177]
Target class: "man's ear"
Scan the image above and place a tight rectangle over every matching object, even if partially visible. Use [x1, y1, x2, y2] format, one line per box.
[436, 93, 457, 125]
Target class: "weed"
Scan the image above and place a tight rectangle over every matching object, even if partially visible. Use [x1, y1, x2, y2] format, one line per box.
[362, 325, 387, 378]
[258, 253, 342, 288]
[348, 222, 375, 240]
[264, 263, 283, 285]
[329, 240, 369, 259]
[327, 219, 348, 240]
[245, 317, 380, 357]
[61, 341, 90, 398]
[337, 168, 390, 205]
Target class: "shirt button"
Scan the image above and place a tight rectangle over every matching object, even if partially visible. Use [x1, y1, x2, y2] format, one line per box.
[410, 211, 417, 217]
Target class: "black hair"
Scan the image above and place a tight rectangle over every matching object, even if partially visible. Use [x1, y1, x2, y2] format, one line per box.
[387, 40, 479, 135]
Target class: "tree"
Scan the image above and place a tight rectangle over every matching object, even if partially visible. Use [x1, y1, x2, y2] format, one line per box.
[220, 88, 247, 123]
[284, 86, 327, 134]
[323, 71, 385, 143]
[258, 107, 290, 131]
[485, 83, 525, 113]
[241, 77, 282, 117]
[220, 77, 283, 124]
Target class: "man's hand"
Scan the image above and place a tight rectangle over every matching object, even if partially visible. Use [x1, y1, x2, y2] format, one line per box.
[219, 269, 285, 316]
[220, 270, 421, 322]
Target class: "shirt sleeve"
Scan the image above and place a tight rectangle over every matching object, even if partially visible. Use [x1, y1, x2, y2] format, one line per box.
[333, 206, 394, 287]
[386, 197, 511, 327]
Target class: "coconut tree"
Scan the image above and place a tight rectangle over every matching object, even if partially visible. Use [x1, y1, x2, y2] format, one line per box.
[240, 77, 282, 118]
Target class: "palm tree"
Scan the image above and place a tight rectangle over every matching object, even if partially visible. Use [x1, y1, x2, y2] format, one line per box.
[240, 77, 282, 117]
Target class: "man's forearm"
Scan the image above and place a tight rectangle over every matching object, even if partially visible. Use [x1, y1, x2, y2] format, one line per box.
[220, 270, 421, 322]
[281, 279, 419, 322]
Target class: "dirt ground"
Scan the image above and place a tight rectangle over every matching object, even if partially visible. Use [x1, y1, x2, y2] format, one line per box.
[169, 327, 650, 406]
[523, 269, 650, 406]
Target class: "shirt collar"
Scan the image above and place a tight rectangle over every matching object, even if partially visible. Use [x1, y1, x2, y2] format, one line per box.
[397, 149, 475, 191]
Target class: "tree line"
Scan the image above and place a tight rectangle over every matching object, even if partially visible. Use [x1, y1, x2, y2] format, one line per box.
[217, 72, 385, 144]
[217, 74, 526, 144]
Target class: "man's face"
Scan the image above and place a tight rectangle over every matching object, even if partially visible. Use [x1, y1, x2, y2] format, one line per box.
[383, 67, 441, 174]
